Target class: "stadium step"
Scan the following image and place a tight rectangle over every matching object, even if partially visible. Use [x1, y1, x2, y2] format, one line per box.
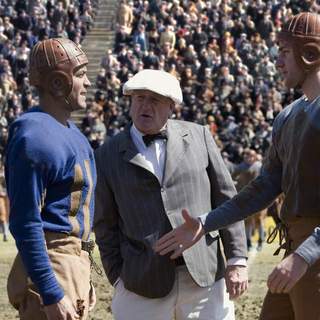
[71, 0, 119, 126]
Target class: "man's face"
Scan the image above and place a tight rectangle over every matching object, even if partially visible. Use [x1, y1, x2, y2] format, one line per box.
[130, 90, 174, 134]
[68, 64, 91, 111]
[276, 40, 304, 89]
[244, 151, 256, 165]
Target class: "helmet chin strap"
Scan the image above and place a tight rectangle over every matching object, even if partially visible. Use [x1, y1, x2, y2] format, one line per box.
[64, 96, 70, 105]
[64, 96, 77, 112]
[64, 82, 77, 111]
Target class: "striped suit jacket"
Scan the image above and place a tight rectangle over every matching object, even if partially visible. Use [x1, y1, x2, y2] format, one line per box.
[94, 119, 246, 298]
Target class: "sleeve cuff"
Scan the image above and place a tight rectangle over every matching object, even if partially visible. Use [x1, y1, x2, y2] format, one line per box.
[199, 213, 210, 234]
[113, 277, 121, 288]
[227, 257, 247, 267]
[294, 227, 320, 266]
[41, 287, 64, 306]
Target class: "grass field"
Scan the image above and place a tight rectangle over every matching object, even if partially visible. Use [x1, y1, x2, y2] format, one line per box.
[0, 219, 281, 320]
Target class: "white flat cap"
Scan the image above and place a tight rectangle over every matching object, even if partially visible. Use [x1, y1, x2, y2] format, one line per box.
[123, 69, 183, 104]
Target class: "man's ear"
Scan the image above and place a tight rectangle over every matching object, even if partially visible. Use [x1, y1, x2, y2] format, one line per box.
[48, 71, 72, 97]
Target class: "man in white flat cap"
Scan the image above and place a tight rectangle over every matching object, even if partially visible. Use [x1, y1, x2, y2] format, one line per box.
[94, 69, 248, 319]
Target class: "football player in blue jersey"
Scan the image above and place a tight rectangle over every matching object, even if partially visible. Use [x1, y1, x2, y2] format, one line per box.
[6, 38, 96, 320]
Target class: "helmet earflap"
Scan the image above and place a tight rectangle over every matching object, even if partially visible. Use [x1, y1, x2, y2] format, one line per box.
[47, 71, 72, 97]
[300, 42, 320, 71]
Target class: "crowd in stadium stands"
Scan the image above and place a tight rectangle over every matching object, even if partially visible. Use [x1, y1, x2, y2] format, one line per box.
[81, 0, 317, 163]
[0, 1, 318, 162]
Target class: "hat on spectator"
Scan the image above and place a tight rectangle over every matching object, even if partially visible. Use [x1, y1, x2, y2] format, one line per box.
[123, 69, 183, 104]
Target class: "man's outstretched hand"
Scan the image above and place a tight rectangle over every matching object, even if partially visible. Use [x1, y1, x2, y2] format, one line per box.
[154, 209, 205, 259]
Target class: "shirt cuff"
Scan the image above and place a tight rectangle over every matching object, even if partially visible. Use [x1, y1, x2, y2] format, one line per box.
[227, 257, 247, 267]
[113, 277, 121, 287]
[294, 227, 320, 266]
[199, 214, 209, 233]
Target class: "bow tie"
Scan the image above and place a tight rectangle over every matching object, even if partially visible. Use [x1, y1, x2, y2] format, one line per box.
[142, 130, 168, 147]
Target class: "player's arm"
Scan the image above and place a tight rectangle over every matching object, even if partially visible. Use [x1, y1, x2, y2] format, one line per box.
[6, 135, 64, 305]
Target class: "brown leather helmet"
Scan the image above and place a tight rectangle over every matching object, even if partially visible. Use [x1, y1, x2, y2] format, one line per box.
[278, 12, 320, 72]
[29, 38, 88, 97]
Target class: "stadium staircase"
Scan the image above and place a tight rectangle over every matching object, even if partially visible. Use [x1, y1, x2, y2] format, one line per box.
[71, 0, 119, 125]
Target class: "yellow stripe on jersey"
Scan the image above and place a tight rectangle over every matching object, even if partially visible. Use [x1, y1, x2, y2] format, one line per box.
[69, 163, 84, 236]
[82, 160, 93, 240]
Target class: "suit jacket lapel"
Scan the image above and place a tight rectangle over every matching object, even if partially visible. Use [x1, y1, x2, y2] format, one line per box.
[119, 124, 154, 174]
[163, 120, 190, 184]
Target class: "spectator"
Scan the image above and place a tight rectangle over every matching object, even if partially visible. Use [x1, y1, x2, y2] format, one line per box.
[159, 25, 176, 50]
[0, 166, 8, 242]
[51, 1, 67, 29]
[117, 0, 134, 33]
[133, 24, 148, 51]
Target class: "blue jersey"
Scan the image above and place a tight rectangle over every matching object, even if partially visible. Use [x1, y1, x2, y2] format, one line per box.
[5, 107, 96, 305]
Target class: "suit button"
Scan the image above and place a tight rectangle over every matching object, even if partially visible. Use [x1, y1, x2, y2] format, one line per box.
[161, 187, 165, 192]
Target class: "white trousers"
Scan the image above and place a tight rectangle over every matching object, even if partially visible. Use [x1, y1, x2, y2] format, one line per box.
[112, 266, 235, 320]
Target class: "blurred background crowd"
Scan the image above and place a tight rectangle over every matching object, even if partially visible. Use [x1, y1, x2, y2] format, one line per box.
[85, 0, 316, 162]
[0, 0, 318, 242]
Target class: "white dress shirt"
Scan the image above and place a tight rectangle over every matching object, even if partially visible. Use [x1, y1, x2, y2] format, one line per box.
[130, 124, 167, 183]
